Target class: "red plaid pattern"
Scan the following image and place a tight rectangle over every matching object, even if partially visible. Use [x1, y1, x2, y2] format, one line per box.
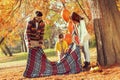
[23, 43, 82, 78]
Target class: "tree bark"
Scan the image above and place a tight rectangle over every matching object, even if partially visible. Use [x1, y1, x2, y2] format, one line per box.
[94, 19, 107, 66]
[89, 0, 120, 66]
[98, 0, 120, 66]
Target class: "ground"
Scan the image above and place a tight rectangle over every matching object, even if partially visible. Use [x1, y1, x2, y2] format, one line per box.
[0, 65, 120, 80]
[0, 48, 120, 80]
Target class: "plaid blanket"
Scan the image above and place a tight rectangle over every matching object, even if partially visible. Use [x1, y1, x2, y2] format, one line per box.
[23, 43, 82, 78]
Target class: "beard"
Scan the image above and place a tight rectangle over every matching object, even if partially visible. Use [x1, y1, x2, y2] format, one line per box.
[36, 19, 42, 23]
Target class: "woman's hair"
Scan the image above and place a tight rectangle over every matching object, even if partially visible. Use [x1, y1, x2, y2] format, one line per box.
[59, 33, 64, 39]
[71, 12, 83, 22]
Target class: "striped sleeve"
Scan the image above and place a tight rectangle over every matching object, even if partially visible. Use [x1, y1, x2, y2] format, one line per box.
[39, 22, 45, 44]
[26, 22, 32, 45]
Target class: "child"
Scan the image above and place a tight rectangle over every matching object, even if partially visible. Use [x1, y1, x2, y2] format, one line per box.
[55, 33, 68, 61]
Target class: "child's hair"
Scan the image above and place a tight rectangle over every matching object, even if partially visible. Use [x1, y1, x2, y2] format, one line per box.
[59, 33, 64, 39]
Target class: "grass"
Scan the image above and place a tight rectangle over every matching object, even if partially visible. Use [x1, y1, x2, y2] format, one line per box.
[0, 52, 27, 63]
[0, 48, 57, 63]
[44, 48, 56, 57]
[44, 49, 58, 61]
[0, 48, 97, 64]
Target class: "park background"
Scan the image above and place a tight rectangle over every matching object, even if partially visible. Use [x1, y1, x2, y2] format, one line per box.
[0, 0, 120, 80]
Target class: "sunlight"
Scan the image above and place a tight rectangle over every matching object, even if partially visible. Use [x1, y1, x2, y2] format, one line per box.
[1, 0, 11, 5]
[0, 0, 120, 79]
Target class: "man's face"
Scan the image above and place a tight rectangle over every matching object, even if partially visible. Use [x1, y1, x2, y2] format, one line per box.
[35, 16, 42, 22]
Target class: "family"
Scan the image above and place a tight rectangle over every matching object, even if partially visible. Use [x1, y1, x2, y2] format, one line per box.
[23, 11, 91, 77]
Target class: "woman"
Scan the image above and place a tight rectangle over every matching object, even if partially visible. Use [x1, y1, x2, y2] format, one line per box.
[71, 12, 91, 68]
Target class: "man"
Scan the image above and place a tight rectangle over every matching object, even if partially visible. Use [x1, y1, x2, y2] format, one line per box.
[25, 11, 45, 48]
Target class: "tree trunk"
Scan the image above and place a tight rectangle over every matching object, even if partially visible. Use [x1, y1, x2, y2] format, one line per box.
[23, 37, 27, 52]
[93, 19, 107, 66]
[4, 44, 12, 56]
[89, 0, 120, 66]
[20, 33, 27, 52]
[48, 38, 51, 49]
[21, 40, 24, 52]
[1, 46, 8, 56]
[98, 0, 120, 66]
[21, 38, 27, 52]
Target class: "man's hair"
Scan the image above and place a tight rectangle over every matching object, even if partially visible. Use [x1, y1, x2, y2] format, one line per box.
[35, 11, 43, 17]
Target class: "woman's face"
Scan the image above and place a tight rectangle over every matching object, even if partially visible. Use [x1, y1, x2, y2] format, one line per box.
[73, 20, 78, 24]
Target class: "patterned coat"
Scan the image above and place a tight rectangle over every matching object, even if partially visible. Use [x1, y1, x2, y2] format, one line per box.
[25, 19, 45, 47]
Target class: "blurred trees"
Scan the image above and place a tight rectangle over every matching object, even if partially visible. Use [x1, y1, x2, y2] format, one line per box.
[0, 0, 114, 56]
[0, 0, 50, 54]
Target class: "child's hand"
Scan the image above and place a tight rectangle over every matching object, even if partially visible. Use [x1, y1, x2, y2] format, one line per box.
[65, 49, 68, 53]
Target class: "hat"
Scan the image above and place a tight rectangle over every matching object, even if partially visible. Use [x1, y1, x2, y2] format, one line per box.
[35, 11, 43, 17]
[71, 12, 83, 22]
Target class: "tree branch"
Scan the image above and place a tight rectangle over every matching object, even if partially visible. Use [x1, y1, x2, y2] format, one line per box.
[5, 0, 22, 23]
[76, 0, 90, 20]
[0, 14, 31, 45]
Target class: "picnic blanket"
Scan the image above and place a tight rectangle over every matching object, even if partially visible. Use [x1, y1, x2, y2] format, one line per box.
[23, 43, 82, 78]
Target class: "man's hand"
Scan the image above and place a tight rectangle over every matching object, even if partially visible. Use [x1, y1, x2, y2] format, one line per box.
[39, 44, 45, 48]
[28, 45, 32, 48]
